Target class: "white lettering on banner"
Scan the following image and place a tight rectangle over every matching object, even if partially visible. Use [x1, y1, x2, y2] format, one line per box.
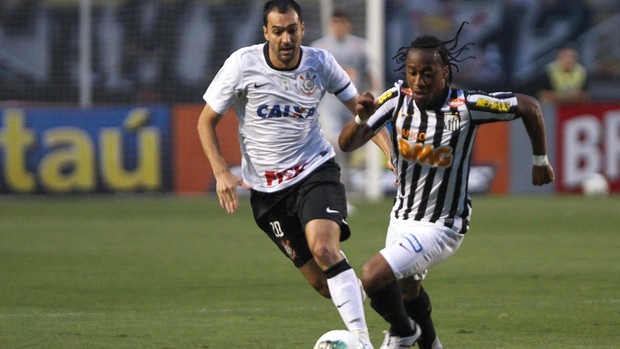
[605, 111, 620, 181]
[562, 111, 620, 188]
[563, 115, 601, 187]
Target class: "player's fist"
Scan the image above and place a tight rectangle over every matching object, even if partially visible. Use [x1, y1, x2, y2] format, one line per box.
[356, 92, 376, 120]
[532, 164, 555, 186]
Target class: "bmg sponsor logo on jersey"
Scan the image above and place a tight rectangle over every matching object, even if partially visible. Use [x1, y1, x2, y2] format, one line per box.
[397, 129, 453, 167]
[398, 138, 454, 168]
[257, 104, 316, 119]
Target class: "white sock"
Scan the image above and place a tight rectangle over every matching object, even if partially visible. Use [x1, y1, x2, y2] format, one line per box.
[326, 267, 368, 333]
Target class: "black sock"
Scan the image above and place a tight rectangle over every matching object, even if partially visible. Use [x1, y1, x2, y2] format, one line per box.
[368, 281, 414, 337]
[404, 286, 437, 348]
[324, 258, 351, 278]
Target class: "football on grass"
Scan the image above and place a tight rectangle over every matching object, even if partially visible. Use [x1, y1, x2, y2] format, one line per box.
[581, 173, 610, 196]
[313, 330, 363, 349]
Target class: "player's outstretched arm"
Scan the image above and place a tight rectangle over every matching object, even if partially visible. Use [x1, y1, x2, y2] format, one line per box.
[197, 104, 245, 213]
[339, 92, 379, 152]
[515, 94, 555, 186]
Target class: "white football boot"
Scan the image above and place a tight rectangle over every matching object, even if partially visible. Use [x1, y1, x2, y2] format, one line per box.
[352, 330, 374, 349]
[379, 322, 421, 349]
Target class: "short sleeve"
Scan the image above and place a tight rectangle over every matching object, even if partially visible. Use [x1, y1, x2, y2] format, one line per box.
[203, 52, 243, 115]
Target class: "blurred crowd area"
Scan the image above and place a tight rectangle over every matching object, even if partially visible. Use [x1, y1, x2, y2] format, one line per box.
[1, 0, 619, 104]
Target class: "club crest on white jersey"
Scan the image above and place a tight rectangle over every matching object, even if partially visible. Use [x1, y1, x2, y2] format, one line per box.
[204, 43, 357, 193]
[297, 71, 319, 96]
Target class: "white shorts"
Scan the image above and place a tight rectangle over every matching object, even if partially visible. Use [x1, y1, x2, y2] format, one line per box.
[380, 217, 465, 281]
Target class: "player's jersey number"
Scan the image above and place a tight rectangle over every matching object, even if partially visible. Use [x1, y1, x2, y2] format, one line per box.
[270, 221, 285, 237]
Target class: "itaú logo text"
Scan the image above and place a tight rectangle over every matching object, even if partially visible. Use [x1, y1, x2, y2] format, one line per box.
[398, 138, 453, 167]
[257, 104, 316, 119]
[0, 108, 162, 193]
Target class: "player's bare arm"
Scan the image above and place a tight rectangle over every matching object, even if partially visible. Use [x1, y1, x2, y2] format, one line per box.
[370, 127, 392, 165]
[197, 104, 246, 213]
[515, 93, 556, 186]
[339, 92, 379, 152]
[341, 93, 394, 171]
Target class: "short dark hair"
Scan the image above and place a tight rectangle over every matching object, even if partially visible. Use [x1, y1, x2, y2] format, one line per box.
[332, 10, 350, 21]
[263, 0, 303, 27]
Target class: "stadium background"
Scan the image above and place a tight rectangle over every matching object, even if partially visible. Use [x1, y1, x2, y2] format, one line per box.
[1, 0, 619, 196]
[2, 2, 619, 348]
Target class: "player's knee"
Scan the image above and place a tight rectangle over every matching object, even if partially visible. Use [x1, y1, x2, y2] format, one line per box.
[360, 263, 381, 294]
[307, 220, 342, 268]
[361, 258, 393, 295]
[310, 243, 340, 269]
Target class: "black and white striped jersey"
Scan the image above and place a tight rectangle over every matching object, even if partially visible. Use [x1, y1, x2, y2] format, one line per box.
[367, 81, 519, 233]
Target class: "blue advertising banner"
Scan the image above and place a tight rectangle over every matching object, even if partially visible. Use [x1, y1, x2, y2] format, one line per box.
[0, 106, 171, 194]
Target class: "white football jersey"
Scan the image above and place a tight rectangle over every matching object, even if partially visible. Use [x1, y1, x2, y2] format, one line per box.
[204, 43, 357, 192]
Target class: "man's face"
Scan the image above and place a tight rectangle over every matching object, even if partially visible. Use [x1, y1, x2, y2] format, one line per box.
[405, 48, 449, 108]
[557, 48, 579, 71]
[331, 16, 351, 41]
[263, 9, 305, 69]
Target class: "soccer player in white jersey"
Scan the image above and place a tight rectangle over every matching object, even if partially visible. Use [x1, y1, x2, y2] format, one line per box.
[196, 1, 391, 348]
[339, 24, 555, 349]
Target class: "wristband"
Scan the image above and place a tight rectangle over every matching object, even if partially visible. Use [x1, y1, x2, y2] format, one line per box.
[533, 154, 549, 166]
[354, 115, 367, 125]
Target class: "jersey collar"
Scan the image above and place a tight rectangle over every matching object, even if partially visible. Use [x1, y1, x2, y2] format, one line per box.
[263, 42, 303, 71]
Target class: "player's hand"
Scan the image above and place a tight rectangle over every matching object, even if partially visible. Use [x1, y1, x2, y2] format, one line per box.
[215, 171, 248, 214]
[355, 92, 376, 121]
[386, 158, 397, 176]
[532, 164, 555, 186]
[388, 160, 399, 189]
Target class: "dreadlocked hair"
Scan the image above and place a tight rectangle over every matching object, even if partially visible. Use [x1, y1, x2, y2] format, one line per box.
[392, 21, 475, 84]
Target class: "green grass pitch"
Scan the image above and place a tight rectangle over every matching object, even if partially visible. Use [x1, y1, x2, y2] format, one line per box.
[1, 194, 619, 348]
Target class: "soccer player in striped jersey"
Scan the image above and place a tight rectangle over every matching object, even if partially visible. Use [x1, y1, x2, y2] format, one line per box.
[197, 1, 391, 348]
[339, 25, 555, 349]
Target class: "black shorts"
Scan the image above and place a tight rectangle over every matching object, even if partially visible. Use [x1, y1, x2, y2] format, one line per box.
[250, 159, 350, 268]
